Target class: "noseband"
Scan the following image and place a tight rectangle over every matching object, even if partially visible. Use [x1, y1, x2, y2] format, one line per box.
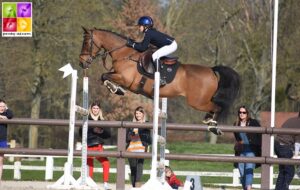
[80, 30, 126, 71]
[80, 30, 103, 67]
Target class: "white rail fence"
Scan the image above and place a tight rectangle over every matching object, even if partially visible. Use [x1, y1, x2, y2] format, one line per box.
[4, 153, 300, 189]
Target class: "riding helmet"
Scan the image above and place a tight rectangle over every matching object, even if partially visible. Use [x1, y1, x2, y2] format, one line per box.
[137, 16, 153, 28]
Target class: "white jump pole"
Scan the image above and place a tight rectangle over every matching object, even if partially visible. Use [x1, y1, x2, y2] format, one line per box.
[269, 0, 279, 188]
[158, 98, 167, 182]
[151, 64, 160, 180]
[134, 61, 172, 190]
[49, 63, 79, 189]
[159, 98, 172, 189]
[76, 77, 98, 189]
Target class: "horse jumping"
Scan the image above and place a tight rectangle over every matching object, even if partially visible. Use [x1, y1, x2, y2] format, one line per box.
[79, 28, 240, 135]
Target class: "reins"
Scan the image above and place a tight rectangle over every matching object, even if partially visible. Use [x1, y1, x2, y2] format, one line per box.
[80, 29, 137, 71]
[96, 44, 126, 71]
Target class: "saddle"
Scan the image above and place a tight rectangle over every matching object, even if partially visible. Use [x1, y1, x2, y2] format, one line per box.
[137, 50, 180, 84]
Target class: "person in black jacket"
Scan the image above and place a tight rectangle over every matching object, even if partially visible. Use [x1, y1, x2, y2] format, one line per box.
[126, 106, 151, 187]
[274, 111, 300, 190]
[126, 16, 178, 85]
[0, 99, 13, 181]
[233, 105, 261, 190]
[79, 100, 111, 190]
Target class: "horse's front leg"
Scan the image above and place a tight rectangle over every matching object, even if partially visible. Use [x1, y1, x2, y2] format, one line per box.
[101, 72, 126, 95]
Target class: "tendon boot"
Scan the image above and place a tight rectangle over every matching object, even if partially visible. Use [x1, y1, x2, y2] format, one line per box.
[207, 122, 223, 136]
[104, 80, 126, 95]
[104, 80, 117, 93]
[115, 86, 126, 96]
[202, 112, 217, 125]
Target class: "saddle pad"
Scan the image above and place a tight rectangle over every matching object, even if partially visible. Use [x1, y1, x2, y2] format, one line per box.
[137, 61, 180, 84]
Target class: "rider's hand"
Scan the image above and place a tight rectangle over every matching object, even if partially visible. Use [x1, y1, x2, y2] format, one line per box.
[126, 38, 135, 48]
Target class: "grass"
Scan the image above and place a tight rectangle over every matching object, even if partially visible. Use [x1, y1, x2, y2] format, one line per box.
[3, 142, 300, 187]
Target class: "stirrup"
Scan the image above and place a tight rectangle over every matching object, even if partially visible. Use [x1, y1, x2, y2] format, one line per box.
[160, 78, 167, 86]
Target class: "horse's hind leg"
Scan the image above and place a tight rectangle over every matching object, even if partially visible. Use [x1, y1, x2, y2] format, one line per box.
[203, 110, 220, 125]
[189, 100, 223, 135]
[188, 100, 220, 124]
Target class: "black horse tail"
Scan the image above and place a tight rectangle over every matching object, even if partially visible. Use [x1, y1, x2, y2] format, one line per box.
[212, 65, 240, 121]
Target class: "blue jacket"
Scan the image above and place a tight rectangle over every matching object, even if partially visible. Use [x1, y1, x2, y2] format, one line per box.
[133, 28, 174, 52]
[0, 109, 13, 141]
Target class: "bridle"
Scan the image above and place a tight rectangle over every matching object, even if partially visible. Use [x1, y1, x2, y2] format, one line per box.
[80, 30, 126, 71]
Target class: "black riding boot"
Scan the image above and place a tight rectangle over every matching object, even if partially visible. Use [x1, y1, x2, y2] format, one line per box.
[152, 59, 166, 86]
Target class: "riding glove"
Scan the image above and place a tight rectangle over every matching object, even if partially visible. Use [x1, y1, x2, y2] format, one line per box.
[126, 38, 135, 48]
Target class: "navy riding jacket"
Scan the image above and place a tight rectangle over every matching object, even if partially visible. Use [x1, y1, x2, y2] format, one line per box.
[133, 28, 174, 52]
[0, 109, 13, 141]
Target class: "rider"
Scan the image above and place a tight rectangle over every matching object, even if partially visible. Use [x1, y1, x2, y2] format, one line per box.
[126, 16, 178, 85]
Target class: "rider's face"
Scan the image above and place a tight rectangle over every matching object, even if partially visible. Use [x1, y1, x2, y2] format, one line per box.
[139, 25, 144, 32]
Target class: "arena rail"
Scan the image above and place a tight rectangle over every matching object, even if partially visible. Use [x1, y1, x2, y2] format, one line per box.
[1, 118, 300, 190]
[3, 156, 299, 188]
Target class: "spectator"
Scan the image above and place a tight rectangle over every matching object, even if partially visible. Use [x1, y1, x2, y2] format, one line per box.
[274, 111, 300, 190]
[0, 99, 13, 181]
[126, 106, 151, 187]
[165, 166, 183, 189]
[79, 100, 111, 190]
[233, 105, 261, 190]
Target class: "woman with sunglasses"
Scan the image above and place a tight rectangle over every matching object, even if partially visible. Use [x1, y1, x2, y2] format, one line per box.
[233, 106, 261, 190]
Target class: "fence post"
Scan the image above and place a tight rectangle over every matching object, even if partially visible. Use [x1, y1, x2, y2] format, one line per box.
[14, 161, 21, 180]
[232, 168, 240, 186]
[164, 149, 170, 166]
[261, 133, 273, 189]
[9, 139, 16, 162]
[116, 125, 126, 190]
[125, 164, 130, 180]
[45, 156, 54, 180]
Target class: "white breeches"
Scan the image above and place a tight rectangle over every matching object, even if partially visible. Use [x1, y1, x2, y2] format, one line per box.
[152, 40, 177, 61]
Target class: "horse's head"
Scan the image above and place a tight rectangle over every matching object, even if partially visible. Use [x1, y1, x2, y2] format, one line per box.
[79, 27, 103, 69]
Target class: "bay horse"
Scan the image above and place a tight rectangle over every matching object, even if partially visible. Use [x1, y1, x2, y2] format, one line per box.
[79, 27, 240, 135]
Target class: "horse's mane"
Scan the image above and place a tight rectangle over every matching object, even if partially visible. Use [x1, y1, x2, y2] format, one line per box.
[93, 28, 127, 40]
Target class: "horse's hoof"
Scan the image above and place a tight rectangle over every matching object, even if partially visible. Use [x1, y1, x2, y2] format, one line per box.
[202, 118, 217, 125]
[208, 125, 223, 136]
[115, 88, 125, 96]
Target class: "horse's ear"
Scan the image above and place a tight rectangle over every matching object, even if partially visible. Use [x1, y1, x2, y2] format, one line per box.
[82, 26, 88, 33]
